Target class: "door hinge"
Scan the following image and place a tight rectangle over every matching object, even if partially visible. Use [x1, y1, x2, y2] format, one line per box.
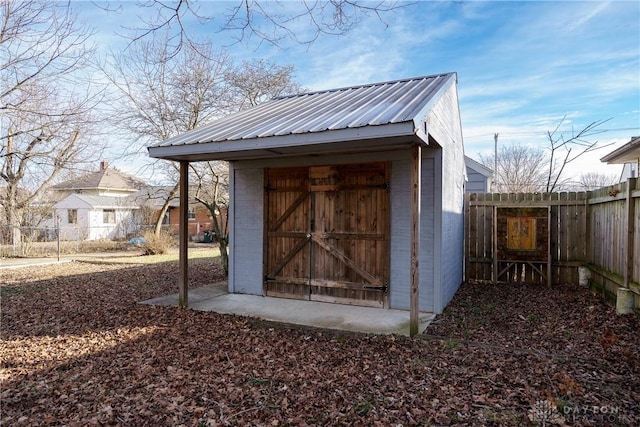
[264, 184, 274, 194]
[363, 284, 388, 293]
[370, 182, 390, 192]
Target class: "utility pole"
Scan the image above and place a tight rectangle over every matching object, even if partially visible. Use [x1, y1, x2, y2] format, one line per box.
[493, 133, 499, 192]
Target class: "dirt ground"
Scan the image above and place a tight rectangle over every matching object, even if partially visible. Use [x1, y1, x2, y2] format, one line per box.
[1, 259, 638, 426]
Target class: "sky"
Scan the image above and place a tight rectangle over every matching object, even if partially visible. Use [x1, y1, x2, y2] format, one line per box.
[79, 0, 640, 184]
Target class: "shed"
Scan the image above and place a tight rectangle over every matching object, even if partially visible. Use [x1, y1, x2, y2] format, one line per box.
[148, 73, 466, 329]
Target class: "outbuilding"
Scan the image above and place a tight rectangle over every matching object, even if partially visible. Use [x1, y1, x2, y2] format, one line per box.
[148, 73, 466, 329]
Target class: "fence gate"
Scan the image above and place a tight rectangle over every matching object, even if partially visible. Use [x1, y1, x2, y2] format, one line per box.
[495, 207, 550, 285]
[465, 192, 589, 286]
[264, 163, 390, 307]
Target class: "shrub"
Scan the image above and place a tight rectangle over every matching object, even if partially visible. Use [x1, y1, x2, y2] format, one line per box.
[141, 230, 176, 255]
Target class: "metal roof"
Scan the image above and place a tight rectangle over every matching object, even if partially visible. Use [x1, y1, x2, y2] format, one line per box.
[148, 73, 457, 162]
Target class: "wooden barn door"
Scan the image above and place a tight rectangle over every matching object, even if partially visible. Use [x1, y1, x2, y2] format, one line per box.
[264, 167, 311, 300]
[265, 163, 389, 308]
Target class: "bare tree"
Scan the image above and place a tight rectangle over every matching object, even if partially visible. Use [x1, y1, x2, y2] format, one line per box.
[226, 59, 305, 109]
[543, 116, 612, 192]
[482, 117, 612, 194]
[117, 0, 408, 56]
[1, 0, 102, 246]
[103, 34, 234, 148]
[574, 172, 618, 191]
[192, 162, 230, 275]
[480, 144, 548, 193]
[189, 60, 303, 274]
[102, 33, 235, 234]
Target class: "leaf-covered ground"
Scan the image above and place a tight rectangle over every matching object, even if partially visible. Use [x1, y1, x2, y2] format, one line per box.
[1, 257, 638, 426]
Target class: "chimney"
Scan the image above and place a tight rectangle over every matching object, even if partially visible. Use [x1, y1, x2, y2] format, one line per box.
[100, 160, 109, 170]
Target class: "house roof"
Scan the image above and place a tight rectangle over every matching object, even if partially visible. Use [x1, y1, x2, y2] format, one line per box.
[600, 136, 640, 164]
[51, 168, 146, 192]
[464, 156, 493, 177]
[148, 73, 457, 162]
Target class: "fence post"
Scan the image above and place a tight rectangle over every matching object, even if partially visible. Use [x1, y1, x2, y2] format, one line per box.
[56, 215, 61, 262]
[623, 177, 636, 289]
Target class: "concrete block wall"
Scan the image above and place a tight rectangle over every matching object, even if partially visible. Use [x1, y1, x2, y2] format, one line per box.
[228, 166, 264, 295]
[388, 152, 436, 312]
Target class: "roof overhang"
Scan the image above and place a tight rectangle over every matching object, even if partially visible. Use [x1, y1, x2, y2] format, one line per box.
[148, 121, 429, 162]
[464, 156, 493, 177]
[600, 137, 640, 164]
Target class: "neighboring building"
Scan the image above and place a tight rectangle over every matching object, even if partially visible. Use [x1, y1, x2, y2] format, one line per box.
[54, 194, 141, 240]
[465, 156, 493, 193]
[148, 73, 467, 314]
[46, 161, 146, 240]
[50, 161, 146, 199]
[34, 161, 225, 242]
[601, 136, 640, 182]
[130, 186, 227, 241]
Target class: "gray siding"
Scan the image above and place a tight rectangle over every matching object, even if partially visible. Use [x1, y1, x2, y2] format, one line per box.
[389, 152, 436, 312]
[229, 166, 263, 295]
[230, 134, 463, 313]
[427, 81, 466, 313]
[466, 167, 490, 193]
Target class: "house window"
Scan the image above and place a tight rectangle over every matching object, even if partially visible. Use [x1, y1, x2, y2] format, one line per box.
[162, 211, 170, 225]
[188, 207, 196, 220]
[68, 209, 77, 224]
[103, 209, 116, 224]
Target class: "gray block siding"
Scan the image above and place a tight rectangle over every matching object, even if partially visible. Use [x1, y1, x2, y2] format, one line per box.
[230, 149, 454, 313]
[429, 82, 466, 313]
[438, 144, 465, 312]
[389, 153, 436, 312]
[228, 166, 263, 295]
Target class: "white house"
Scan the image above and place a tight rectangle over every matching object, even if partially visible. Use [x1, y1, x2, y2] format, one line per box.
[54, 194, 141, 240]
[148, 73, 467, 320]
[46, 161, 146, 240]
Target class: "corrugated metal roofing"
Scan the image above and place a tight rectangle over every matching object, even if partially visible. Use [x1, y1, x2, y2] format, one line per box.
[151, 73, 456, 150]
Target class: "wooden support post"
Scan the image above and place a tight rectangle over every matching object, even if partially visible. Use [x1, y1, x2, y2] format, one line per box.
[409, 144, 421, 337]
[547, 206, 552, 287]
[492, 205, 498, 284]
[624, 177, 637, 289]
[179, 161, 189, 308]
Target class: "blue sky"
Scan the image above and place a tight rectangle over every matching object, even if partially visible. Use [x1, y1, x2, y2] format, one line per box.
[83, 0, 640, 181]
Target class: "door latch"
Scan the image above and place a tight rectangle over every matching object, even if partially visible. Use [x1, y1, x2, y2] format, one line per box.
[363, 285, 388, 293]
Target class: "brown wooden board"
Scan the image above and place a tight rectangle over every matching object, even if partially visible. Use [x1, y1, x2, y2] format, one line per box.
[264, 167, 310, 299]
[264, 163, 389, 307]
[464, 189, 639, 289]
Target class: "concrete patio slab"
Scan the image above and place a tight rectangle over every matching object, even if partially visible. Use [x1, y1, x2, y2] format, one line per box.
[140, 284, 435, 336]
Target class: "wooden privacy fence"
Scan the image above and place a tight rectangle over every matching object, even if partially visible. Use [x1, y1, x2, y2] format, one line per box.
[465, 178, 639, 313]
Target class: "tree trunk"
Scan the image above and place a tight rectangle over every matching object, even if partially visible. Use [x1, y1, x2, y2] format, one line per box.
[154, 183, 179, 236]
[209, 203, 229, 276]
[195, 197, 229, 276]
